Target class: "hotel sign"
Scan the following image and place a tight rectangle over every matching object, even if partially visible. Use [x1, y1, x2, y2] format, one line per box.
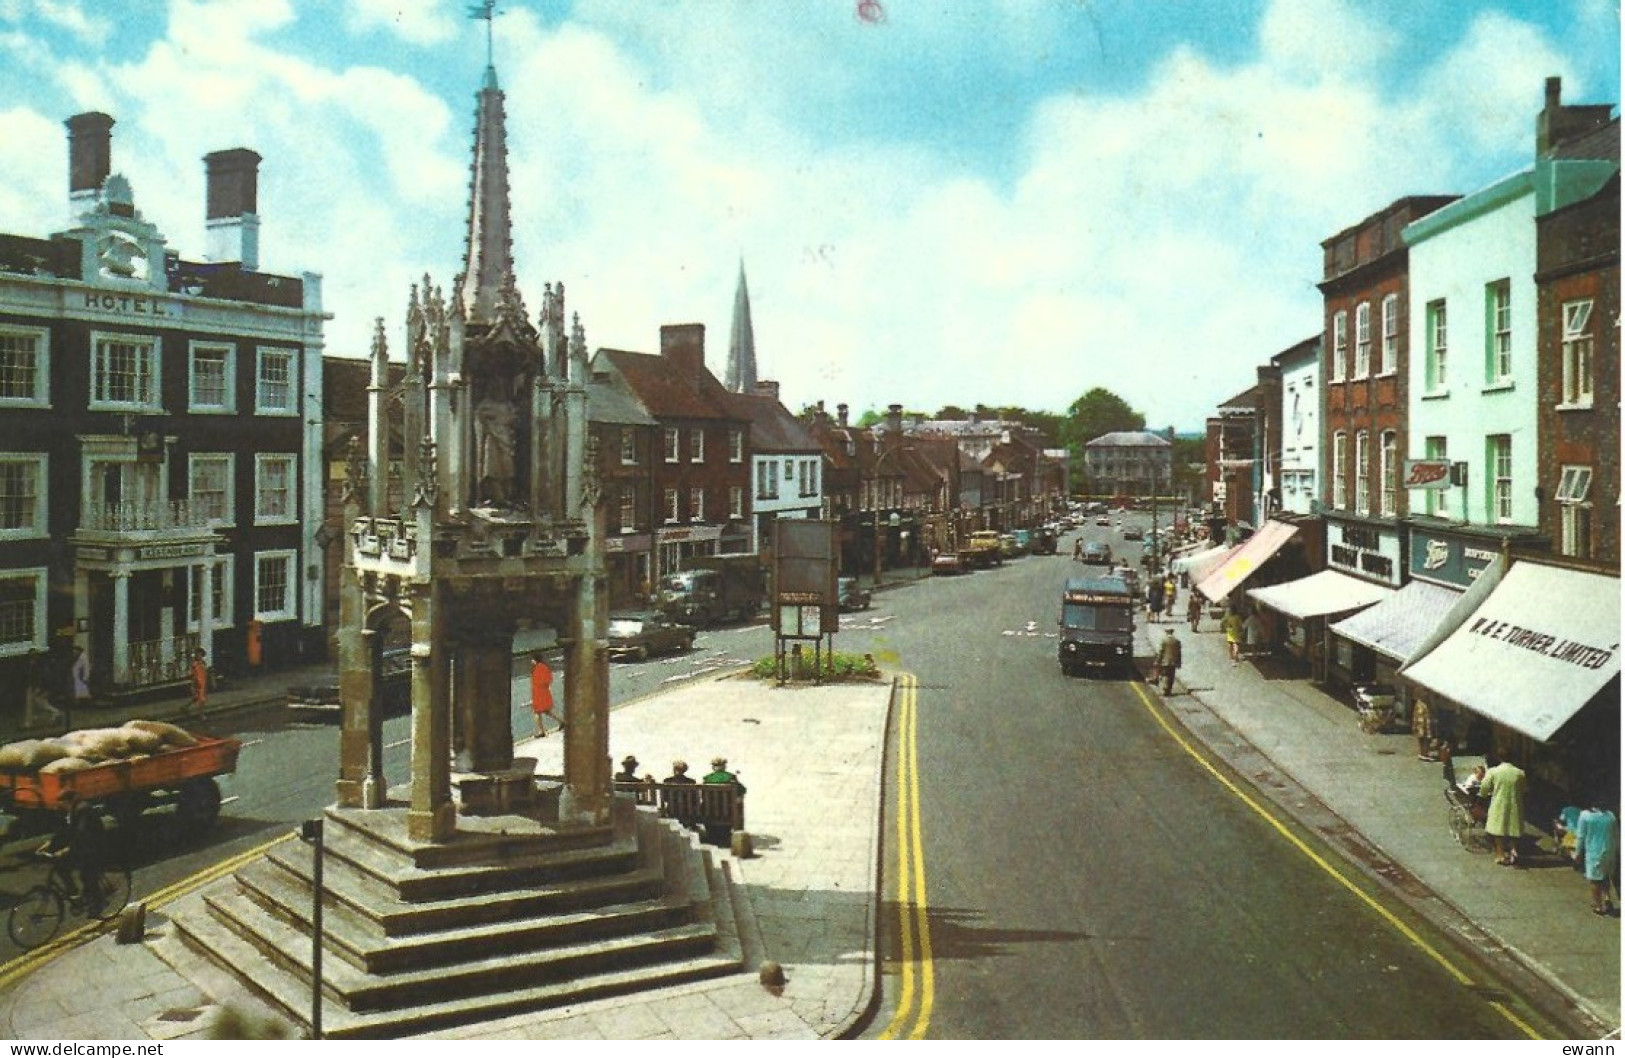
[79, 289, 178, 319]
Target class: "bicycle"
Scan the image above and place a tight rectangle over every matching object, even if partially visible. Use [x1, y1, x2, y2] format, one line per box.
[7, 849, 133, 949]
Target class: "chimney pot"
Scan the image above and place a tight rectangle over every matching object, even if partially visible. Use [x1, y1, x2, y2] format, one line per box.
[1546, 76, 1562, 108]
[836, 403, 849, 427]
[754, 379, 780, 401]
[65, 112, 115, 224]
[659, 323, 707, 387]
[204, 148, 262, 270]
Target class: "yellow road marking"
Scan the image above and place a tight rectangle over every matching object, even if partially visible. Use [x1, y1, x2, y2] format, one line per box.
[0, 832, 295, 988]
[880, 673, 934, 1039]
[1131, 681, 1541, 1040]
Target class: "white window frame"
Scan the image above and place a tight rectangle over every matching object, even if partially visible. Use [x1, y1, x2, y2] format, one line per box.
[1489, 435, 1512, 525]
[1487, 280, 1512, 383]
[253, 549, 298, 622]
[1557, 465, 1594, 559]
[188, 341, 236, 413]
[729, 485, 744, 520]
[1425, 437, 1448, 517]
[0, 567, 48, 657]
[254, 453, 298, 524]
[690, 486, 705, 523]
[619, 490, 636, 533]
[0, 453, 47, 540]
[689, 428, 705, 464]
[0, 325, 50, 407]
[1561, 299, 1594, 408]
[663, 427, 679, 464]
[620, 430, 637, 465]
[255, 346, 298, 415]
[1379, 430, 1397, 517]
[1353, 302, 1371, 380]
[1331, 431, 1347, 509]
[729, 429, 743, 463]
[1379, 294, 1398, 376]
[1426, 300, 1447, 392]
[663, 487, 679, 523]
[1354, 430, 1370, 516]
[90, 330, 161, 411]
[186, 558, 235, 632]
[1331, 311, 1348, 382]
[189, 452, 236, 527]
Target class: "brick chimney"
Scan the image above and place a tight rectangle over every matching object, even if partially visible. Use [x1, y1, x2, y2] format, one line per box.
[886, 403, 904, 434]
[836, 403, 849, 427]
[754, 379, 780, 401]
[204, 148, 262, 270]
[1537, 76, 1613, 158]
[65, 112, 114, 224]
[659, 323, 706, 388]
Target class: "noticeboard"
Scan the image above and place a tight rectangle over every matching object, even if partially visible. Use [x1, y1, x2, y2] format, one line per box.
[773, 520, 838, 635]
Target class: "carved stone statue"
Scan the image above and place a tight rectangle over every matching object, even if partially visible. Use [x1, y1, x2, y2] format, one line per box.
[474, 391, 517, 504]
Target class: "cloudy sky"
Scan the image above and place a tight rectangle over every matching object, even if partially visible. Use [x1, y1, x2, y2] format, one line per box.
[0, 0, 1617, 431]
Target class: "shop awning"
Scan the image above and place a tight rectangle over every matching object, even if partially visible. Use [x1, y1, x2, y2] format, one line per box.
[1402, 562, 1620, 743]
[1331, 580, 1463, 663]
[1171, 544, 1228, 575]
[1195, 521, 1298, 603]
[1246, 569, 1392, 621]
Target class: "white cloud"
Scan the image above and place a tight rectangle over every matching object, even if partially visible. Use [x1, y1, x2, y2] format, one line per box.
[32, 0, 110, 46]
[348, 0, 457, 46]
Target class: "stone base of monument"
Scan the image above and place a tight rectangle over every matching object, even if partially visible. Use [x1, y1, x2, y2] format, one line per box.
[453, 757, 538, 815]
[157, 790, 756, 1039]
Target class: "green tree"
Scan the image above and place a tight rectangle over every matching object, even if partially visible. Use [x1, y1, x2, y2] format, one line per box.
[1061, 388, 1145, 451]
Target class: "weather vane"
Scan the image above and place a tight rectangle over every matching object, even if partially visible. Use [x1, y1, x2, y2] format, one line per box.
[468, 1, 499, 67]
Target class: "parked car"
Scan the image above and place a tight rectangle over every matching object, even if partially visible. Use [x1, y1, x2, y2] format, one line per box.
[607, 611, 696, 661]
[1121, 526, 1145, 541]
[998, 533, 1019, 558]
[1080, 541, 1113, 565]
[287, 647, 411, 719]
[932, 550, 968, 575]
[837, 577, 872, 611]
[1094, 516, 1111, 527]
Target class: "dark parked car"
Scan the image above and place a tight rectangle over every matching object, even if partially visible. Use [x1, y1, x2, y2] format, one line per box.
[287, 647, 411, 719]
[932, 551, 968, 575]
[1080, 541, 1113, 565]
[1121, 526, 1145, 541]
[837, 577, 872, 611]
[608, 611, 696, 661]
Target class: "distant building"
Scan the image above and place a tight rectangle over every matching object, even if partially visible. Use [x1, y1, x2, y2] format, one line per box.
[0, 112, 326, 709]
[1273, 337, 1322, 518]
[1082, 430, 1172, 498]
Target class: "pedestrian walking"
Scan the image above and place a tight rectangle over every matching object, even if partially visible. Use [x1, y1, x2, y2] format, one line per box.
[1574, 800, 1619, 916]
[1185, 591, 1203, 632]
[1154, 627, 1182, 695]
[1478, 749, 1527, 866]
[530, 652, 556, 737]
[22, 648, 63, 729]
[1221, 609, 1244, 663]
[1145, 579, 1163, 623]
[188, 649, 209, 717]
[70, 645, 91, 713]
[1412, 698, 1437, 761]
[1163, 575, 1176, 615]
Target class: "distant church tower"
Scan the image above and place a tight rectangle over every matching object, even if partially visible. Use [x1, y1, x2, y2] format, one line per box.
[725, 260, 757, 392]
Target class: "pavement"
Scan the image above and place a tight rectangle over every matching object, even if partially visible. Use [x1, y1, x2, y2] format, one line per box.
[0, 569, 1618, 1040]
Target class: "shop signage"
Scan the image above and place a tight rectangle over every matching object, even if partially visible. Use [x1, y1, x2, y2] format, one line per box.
[1327, 521, 1398, 584]
[1409, 533, 1495, 588]
[1403, 459, 1452, 490]
[1465, 616, 1616, 671]
[604, 534, 649, 554]
[80, 289, 175, 318]
[137, 543, 212, 561]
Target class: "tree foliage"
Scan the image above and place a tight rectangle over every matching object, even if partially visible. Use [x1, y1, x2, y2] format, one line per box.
[1060, 388, 1145, 451]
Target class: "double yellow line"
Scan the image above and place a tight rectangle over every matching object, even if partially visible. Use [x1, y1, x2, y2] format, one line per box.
[880, 672, 934, 1039]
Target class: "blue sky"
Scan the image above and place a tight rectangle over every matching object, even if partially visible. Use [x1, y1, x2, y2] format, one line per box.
[0, 0, 1617, 430]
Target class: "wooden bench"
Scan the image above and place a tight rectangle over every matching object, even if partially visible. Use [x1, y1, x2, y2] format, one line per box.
[616, 780, 745, 837]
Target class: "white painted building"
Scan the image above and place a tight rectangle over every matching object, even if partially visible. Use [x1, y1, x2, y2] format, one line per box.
[1273, 336, 1320, 516]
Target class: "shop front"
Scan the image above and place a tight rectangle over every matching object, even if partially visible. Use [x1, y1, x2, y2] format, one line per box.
[1245, 570, 1392, 682]
[1193, 519, 1301, 611]
[1328, 578, 1463, 695]
[604, 533, 652, 608]
[1323, 515, 1403, 588]
[1401, 561, 1620, 805]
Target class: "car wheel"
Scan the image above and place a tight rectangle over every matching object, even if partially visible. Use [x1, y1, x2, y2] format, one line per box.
[634, 645, 649, 662]
[684, 635, 695, 652]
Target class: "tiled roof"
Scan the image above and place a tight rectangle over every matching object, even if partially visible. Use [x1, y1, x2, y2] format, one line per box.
[725, 391, 821, 453]
[595, 348, 741, 422]
[1551, 116, 1620, 162]
[1086, 431, 1171, 448]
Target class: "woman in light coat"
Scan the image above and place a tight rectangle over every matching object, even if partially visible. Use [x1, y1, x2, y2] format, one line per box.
[1477, 749, 1527, 866]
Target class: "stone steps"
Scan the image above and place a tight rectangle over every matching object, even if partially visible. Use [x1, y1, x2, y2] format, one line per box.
[161, 800, 749, 1038]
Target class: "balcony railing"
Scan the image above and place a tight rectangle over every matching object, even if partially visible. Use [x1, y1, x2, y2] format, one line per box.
[128, 632, 201, 688]
[79, 500, 214, 535]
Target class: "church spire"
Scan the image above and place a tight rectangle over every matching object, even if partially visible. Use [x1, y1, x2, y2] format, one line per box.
[726, 259, 757, 393]
[455, 3, 515, 327]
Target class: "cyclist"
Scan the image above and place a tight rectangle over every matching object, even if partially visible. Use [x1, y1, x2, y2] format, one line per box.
[40, 805, 107, 915]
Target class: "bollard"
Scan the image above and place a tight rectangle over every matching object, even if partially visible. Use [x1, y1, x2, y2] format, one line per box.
[730, 830, 754, 858]
[115, 901, 146, 945]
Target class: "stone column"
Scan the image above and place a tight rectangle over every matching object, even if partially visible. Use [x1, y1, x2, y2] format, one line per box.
[196, 559, 214, 660]
[407, 580, 454, 841]
[334, 570, 375, 808]
[111, 570, 130, 685]
[452, 623, 516, 774]
[558, 571, 610, 826]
